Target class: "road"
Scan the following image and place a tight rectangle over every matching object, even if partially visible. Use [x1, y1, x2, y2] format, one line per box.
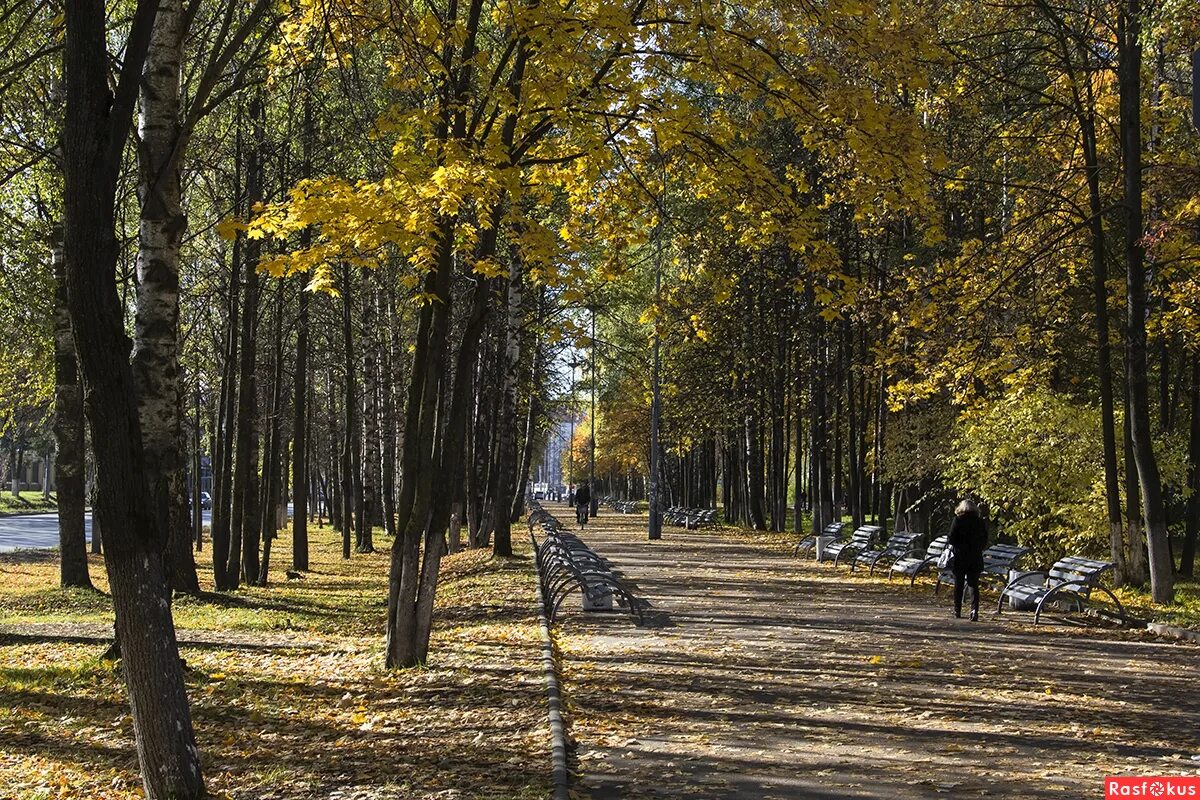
[0, 509, 213, 553]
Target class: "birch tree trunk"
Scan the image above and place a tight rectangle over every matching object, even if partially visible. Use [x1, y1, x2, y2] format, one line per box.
[132, 0, 198, 595]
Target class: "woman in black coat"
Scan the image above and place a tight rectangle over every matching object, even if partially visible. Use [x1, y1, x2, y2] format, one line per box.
[948, 499, 988, 620]
[574, 482, 591, 527]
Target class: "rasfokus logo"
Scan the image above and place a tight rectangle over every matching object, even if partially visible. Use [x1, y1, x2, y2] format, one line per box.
[1106, 777, 1200, 798]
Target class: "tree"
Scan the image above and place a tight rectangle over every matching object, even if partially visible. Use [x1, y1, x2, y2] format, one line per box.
[1119, 0, 1173, 603]
[52, 223, 90, 589]
[61, 0, 205, 795]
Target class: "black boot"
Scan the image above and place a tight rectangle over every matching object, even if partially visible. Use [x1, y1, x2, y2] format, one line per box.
[970, 607, 979, 622]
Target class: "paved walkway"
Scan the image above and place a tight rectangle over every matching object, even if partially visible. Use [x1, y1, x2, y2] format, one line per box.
[551, 506, 1200, 799]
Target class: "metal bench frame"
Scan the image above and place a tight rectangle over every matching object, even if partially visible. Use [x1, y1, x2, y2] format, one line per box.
[932, 541, 1032, 595]
[822, 525, 881, 567]
[528, 501, 643, 625]
[997, 555, 1127, 625]
[853, 530, 921, 575]
[794, 522, 847, 558]
[888, 535, 948, 584]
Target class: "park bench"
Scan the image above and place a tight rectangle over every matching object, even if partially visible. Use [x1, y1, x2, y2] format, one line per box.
[888, 535, 948, 584]
[929, 540, 1032, 594]
[820, 525, 880, 567]
[664, 507, 717, 529]
[996, 555, 1127, 625]
[527, 501, 643, 624]
[793, 521, 847, 558]
[851, 530, 921, 575]
[684, 509, 718, 529]
[981, 543, 1032, 581]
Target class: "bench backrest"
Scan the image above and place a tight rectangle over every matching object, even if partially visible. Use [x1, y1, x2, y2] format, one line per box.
[883, 530, 920, 552]
[1048, 556, 1113, 588]
[983, 543, 1031, 571]
[925, 536, 949, 558]
[823, 522, 847, 538]
[850, 525, 880, 546]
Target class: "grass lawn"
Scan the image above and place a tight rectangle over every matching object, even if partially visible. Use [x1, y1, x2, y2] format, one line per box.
[0, 526, 549, 800]
[0, 491, 58, 516]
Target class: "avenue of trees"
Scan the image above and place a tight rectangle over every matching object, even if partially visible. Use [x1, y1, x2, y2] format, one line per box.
[0, 0, 1196, 796]
[577, 0, 1200, 595]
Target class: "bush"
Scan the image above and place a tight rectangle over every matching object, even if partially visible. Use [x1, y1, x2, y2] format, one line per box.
[942, 388, 1108, 566]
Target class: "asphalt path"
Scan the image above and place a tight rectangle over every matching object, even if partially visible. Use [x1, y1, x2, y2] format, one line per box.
[0, 509, 213, 553]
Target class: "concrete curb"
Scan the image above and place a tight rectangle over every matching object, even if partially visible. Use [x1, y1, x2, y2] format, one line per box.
[1078, 607, 1200, 644]
[1145, 621, 1200, 644]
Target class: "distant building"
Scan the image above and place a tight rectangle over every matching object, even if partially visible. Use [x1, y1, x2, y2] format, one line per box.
[7, 453, 54, 494]
[535, 410, 580, 499]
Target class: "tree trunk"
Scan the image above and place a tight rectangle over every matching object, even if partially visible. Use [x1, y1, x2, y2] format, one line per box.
[361, 286, 382, 537]
[386, 249, 441, 667]
[1082, 113, 1128, 584]
[416, 270, 493, 663]
[810, 317, 833, 533]
[493, 253, 524, 557]
[169, 372, 199, 593]
[382, 292, 398, 539]
[52, 223, 92, 589]
[1120, 0, 1173, 603]
[257, 285, 285, 586]
[227, 96, 264, 590]
[210, 227, 240, 588]
[291, 94, 314, 570]
[292, 278, 310, 570]
[132, 0, 198, 596]
[1183, 356, 1199, 577]
[511, 350, 541, 523]
[62, 1, 205, 794]
[389, 221, 455, 668]
[341, 267, 368, 554]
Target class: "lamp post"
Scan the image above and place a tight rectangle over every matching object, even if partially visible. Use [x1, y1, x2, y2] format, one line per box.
[648, 135, 666, 541]
[589, 307, 599, 518]
[568, 358, 580, 501]
[648, 236, 663, 541]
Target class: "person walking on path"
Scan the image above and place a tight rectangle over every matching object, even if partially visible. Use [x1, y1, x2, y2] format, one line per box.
[949, 499, 988, 621]
[574, 482, 591, 527]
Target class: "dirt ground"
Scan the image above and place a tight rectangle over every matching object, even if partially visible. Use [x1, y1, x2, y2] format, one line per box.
[549, 506, 1200, 800]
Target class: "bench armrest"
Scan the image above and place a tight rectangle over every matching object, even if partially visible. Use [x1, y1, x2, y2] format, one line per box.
[1002, 570, 1048, 594]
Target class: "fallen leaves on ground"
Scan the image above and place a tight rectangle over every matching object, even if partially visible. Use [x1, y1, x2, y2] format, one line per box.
[0, 528, 550, 800]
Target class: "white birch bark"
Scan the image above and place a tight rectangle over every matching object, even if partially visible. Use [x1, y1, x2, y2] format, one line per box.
[132, 0, 198, 593]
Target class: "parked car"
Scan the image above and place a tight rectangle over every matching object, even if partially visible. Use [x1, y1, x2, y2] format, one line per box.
[199, 491, 212, 510]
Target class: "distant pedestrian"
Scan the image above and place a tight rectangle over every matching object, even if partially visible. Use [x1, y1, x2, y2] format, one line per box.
[567, 486, 575, 507]
[574, 482, 591, 527]
[948, 499, 988, 621]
